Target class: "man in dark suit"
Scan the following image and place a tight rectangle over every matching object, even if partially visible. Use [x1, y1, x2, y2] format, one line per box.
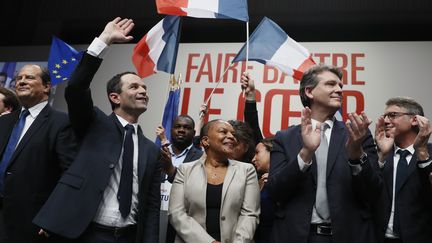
[33, 17, 161, 243]
[157, 115, 203, 243]
[267, 64, 382, 243]
[374, 97, 432, 243]
[0, 64, 76, 243]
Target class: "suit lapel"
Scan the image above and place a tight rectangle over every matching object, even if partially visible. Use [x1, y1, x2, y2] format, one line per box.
[221, 160, 237, 209]
[383, 153, 395, 200]
[137, 126, 149, 183]
[8, 106, 50, 168]
[0, 111, 20, 154]
[326, 121, 345, 177]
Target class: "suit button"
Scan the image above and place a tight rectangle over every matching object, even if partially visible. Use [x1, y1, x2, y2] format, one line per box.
[109, 164, 115, 169]
[221, 216, 226, 221]
[306, 210, 311, 215]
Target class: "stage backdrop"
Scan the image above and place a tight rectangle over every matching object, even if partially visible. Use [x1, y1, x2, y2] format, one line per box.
[48, 41, 432, 140]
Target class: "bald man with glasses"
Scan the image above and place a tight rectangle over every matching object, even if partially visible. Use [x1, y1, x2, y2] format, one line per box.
[373, 97, 432, 243]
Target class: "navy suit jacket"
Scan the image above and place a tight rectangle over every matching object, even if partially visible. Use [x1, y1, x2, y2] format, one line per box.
[373, 144, 432, 243]
[33, 53, 161, 243]
[267, 121, 382, 243]
[0, 105, 76, 243]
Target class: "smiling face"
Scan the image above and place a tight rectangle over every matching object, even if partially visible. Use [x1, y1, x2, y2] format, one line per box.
[202, 120, 237, 157]
[383, 105, 416, 139]
[109, 73, 149, 118]
[15, 65, 50, 108]
[306, 70, 343, 112]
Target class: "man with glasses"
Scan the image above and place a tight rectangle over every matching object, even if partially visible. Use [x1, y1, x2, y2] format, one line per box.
[374, 97, 432, 243]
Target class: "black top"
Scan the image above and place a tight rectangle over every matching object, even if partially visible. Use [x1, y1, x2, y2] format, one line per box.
[206, 183, 223, 241]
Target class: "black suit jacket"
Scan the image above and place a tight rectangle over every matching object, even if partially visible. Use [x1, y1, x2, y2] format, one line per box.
[33, 53, 161, 243]
[374, 145, 432, 243]
[0, 105, 76, 243]
[267, 121, 382, 243]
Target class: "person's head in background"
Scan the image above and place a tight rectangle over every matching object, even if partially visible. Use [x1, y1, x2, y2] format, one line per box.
[252, 137, 274, 175]
[0, 87, 21, 115]
[0, 72, 7, 87]
[227, 120, 255, 163]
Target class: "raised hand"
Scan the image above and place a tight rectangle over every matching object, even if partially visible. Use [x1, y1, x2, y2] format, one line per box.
[156, 125, 169, 146]
[413, 115, 432, 161]
[375, 116, 394, 161]
[345, 112, 372, 160]
[99, 17, 135, 45]
[240, 72, 256, 101]
[299, 107, 322, 163]
[259, 173, 269, 190]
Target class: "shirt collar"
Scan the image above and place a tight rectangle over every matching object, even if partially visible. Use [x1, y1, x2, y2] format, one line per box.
[311, 117, 335, 130]
[115, 114, 138, 133]
[394, 144, 415, 156]
[23, 100, 48, 119]
[169, 144, 193, 158]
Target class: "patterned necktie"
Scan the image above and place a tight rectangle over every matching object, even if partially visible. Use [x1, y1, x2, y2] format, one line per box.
[315, 123, 330, 220]
[0, 110, 30, 195]
[118, 124, 134, 218]
[393, 149, 410, 236]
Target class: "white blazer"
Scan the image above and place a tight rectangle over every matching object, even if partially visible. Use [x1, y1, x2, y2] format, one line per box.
[168, 157, 260, 243]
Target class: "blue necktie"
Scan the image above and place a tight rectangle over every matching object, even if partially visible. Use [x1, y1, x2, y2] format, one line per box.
[118, 124, 134, 218]
[393, 149, 410, 236]
[0, 110, 30, 195]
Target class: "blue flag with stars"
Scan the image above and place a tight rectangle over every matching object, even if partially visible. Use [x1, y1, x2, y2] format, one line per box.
[48, 36, 83, 85]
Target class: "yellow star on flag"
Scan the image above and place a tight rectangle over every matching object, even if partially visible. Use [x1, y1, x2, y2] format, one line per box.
[55, 64, 61, 69]
[52, 70, 58, 74]
[56, 75, 61, 79]
[62, 60, 68, 64]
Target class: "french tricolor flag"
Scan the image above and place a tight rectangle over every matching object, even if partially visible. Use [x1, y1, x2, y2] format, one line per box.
[233, 17, 316, 80]
[156, 0, 249, 22]
[132, 16, 181, 78]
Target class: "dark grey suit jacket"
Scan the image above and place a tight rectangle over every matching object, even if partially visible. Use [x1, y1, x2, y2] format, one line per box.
[373, 145, 432, 243]
[267, 121, 382, 243]
[33, 53, 161, 243]
[0, 105, 76, 243]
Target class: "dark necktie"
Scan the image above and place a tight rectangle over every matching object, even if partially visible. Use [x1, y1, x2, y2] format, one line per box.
[315, 123, 330, 220]
[118, 124, 134, 218]
[0, 110, 30, 195]
[393, 149, 410, 236]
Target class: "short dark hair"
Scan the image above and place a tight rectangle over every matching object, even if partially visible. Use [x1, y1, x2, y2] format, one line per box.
[228, 120, 255, 162]
[299, 64, 343, 107]
[386, 97, 424, 116]
[260, 137, 274, 152]
[106, 71, 137, 110]
[200, 119, 222, 140]
[175, 115, 195, 129]
[0, 87, 21, 112]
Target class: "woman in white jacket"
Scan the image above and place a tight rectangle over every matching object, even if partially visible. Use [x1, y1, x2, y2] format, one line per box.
[168, 119, 260, 243]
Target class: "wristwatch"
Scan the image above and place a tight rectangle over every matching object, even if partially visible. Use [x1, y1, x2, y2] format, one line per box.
[349, 153, 368, 165]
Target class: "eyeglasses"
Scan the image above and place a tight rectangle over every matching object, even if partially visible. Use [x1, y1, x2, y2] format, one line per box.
[382, 112, 414, 120]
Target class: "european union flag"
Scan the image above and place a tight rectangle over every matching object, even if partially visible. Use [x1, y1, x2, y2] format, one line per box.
[48, 36, 83, 86]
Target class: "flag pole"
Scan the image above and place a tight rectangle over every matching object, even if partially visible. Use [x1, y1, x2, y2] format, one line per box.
[242, 21, 249, 98]
[160, 74, 176, 123]
[199, 63, 234, 118]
